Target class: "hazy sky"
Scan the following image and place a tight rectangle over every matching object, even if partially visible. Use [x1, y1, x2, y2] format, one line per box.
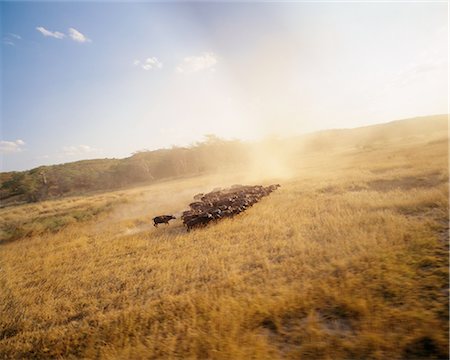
[1, 1, 448, 171]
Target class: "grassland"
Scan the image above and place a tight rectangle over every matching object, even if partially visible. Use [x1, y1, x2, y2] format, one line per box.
[0, 117, 448, 359]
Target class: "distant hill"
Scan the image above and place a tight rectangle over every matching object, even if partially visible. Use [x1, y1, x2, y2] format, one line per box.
[292, 114, 448, 152]
[0, 115, 447, 205]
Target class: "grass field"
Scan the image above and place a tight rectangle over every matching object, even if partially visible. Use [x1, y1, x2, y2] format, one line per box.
[0, 118, 448, 359]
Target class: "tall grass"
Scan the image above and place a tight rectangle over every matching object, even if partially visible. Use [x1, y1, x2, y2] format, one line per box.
[0, 192, 130, 243]
[0, 129, 448, 359]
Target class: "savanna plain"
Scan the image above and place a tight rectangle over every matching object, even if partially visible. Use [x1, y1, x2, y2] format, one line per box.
[0, 116, 449, 359]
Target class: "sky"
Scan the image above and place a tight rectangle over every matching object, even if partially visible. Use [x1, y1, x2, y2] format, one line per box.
[1, 1, 448, 172]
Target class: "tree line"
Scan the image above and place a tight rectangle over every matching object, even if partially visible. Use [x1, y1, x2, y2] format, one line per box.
[0, 136, 249, 204]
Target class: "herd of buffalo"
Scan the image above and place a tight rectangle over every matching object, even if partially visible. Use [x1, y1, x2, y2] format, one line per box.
[153, 184, 280, 231]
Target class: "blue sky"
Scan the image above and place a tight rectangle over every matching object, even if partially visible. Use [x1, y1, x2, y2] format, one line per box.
[1, 1, 448, 171]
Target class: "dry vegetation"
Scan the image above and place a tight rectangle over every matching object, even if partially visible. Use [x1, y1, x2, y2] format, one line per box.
[0, 117, 448, 359]
[0, 192, 131, 244]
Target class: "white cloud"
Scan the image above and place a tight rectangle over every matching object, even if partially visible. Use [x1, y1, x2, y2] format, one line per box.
[176, 52, 218, 74]
[0, 139, 26, 154]
[62, 144, 100, 156]
[36, 27, 91, 43]
[68, 27, 91, 43]
[142, 57, 162, 70]
[3, 33, 22, 46]
[133, 57, 163, 71]
[36, 26, 65, 39]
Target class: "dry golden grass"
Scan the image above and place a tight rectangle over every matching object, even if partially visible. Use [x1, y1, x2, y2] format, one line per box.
[0, 124, 448, 359]
[0, 191, 132, 243]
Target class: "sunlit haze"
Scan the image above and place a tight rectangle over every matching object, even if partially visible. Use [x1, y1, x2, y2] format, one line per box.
[1, 1, 448, 171]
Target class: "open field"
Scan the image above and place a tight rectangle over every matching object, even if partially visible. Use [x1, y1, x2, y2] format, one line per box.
[0, 117, 448, 359]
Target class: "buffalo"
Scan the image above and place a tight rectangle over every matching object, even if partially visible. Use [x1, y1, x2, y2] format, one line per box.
[185, 213, 213, 231]
[153, 215, 176, 227]
[180, 184, 281, 231]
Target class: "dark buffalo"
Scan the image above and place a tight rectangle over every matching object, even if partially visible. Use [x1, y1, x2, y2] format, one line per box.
[181, 184, 281, 231]
[185, 213, 213, 231]
[153, 215, 176, 227]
